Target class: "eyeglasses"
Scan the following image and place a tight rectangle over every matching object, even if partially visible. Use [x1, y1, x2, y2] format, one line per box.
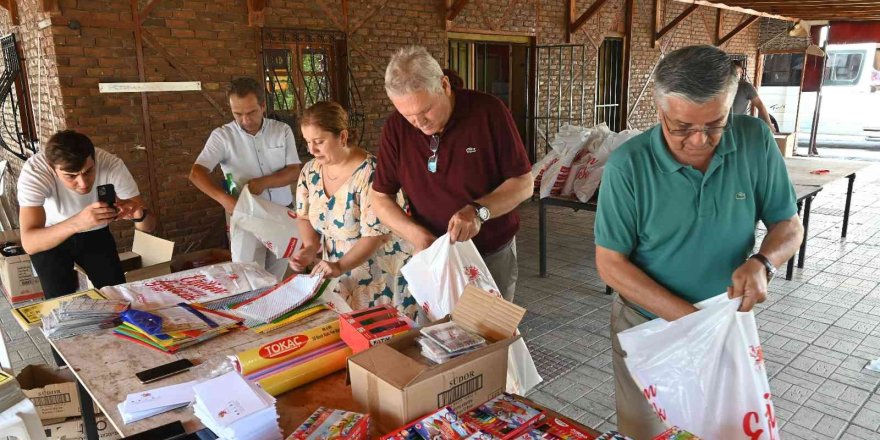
[660, 111, 731, 138]
[427, 134, 440, 173]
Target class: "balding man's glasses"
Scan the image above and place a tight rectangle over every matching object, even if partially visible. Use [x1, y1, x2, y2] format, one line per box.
[661, 111, 730, 138]
[427, 134, 440, 173]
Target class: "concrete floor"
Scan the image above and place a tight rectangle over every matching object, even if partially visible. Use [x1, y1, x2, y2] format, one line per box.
[2, 157, 880, 439]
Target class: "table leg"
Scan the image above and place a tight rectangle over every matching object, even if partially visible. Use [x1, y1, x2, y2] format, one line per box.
[78, 380, 100, 440]
[842, 173, 855, 238]
[787, 200, 804, 280]
[539, 199, 548, 278]
[51, 346, 66, 367]
[798, 196, 813, 269]
[605, 285, 613, 295]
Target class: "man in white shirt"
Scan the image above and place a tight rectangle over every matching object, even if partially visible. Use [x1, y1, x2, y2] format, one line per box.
[189, 77, 301, 279]
[17, 130, 158, 298]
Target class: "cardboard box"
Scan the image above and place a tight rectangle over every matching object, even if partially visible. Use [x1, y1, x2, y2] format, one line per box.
[43, 415, 120, 440]
[170, 248, 231, 273]
[76, 230, 175, 289]
[348, 286, 526, 433]
[16, 364, 100, 421]
[0, 229, 44, 303]
[774, 132, 795, 157]
[340, 305, 414, 354]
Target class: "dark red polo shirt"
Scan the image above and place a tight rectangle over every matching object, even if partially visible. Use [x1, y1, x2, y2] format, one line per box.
[373, 89, 531, 254]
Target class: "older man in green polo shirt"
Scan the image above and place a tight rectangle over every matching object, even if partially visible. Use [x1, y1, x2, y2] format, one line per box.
[594, 45, 805, 439]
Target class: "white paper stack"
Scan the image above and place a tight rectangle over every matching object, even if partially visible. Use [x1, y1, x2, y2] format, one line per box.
[117, 380, 199, 424]
[193, 372, 281, 440]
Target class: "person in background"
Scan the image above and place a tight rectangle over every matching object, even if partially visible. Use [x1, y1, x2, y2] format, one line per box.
[372, 46, 533, 302]
[189, 77, 301, 279]
[731, 59, 775, 131]
[17, 130, 158, 298]
[288, 101, 418, 319]
[595, 45, 803, 439]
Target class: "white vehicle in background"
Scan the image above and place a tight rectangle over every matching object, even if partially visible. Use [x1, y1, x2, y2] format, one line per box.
[759, 43, 880, 139]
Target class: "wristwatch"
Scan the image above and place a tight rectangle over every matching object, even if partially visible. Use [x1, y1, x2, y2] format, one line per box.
[469, 202, 491, 222]
[749, 253, 776, 281]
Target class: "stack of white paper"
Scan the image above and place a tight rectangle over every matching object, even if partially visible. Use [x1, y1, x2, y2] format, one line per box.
[193, 372, 281, 440]
[117, 380, 198, 424]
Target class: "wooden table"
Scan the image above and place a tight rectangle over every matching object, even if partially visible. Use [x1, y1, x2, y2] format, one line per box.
[48, 311, 349, 439]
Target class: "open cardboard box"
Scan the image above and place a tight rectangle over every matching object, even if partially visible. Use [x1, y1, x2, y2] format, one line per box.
[16, 364, 101, 422]
[348, 285, 526, 433]
[76, 230, 175, 289]
[43, 415, 120, 440]
[0, 229, 44, 303]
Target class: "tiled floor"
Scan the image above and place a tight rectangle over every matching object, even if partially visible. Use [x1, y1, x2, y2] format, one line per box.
[3, 157, 880, 439]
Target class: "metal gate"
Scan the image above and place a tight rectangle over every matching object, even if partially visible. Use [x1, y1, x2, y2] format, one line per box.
[527, 44, 591, 161]
[596, 38, 624, 132]
[0, 33, 37, 161]
[261, 28, 364, 155]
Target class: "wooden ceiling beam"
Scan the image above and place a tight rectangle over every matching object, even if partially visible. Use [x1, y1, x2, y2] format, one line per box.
[571, 0, 611, 34]
[247, 0, 266, 27]
[41, 0, 59, 13]
[717, 14, 758, 46]
[673, 0, 797, 22]
[655, 3, 699, 46]
[1, 0, 19, 25]
[447, 0, 469, 22]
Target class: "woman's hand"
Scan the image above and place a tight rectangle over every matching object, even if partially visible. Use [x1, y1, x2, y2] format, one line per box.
[311, 260, 343, 279]
[289, 245, 318, 272]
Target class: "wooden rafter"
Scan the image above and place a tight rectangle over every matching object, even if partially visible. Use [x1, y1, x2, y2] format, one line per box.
[0, 0, 19, 25]
[673, 0, 796, 21]
[247, 0, 266, 27]
[447, 0, 469, 22]
[653, 2, 699, 47]
[714, 8, 723, 45]
[716, 14, 758, 46]
[677, 0, 880, 20]
[349, 0, 389, 35]
[571, 0, 610, 34]
[41, 0, 59, 13]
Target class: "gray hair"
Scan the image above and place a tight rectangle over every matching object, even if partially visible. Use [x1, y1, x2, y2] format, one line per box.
[653, 45, 739, 110]
[384, 46, 445, 97]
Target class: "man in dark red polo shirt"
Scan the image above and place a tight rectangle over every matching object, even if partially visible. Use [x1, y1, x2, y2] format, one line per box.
[372, 46, 534, 301]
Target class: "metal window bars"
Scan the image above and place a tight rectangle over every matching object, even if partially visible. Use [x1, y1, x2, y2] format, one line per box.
[0, 33, 37, 161]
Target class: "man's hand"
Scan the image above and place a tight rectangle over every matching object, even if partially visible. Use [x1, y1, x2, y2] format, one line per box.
[247, 177, 266, 196]
[447, 205, 481, 243]
[312, 260, 343, 279]
[72, 202, 117, 232]
[412, 230, 437, 253]
[289, 245, 318, 272]
[728, 258, 769, 312]
[219, 194, 237, 214]
[115, 199, 143, 221]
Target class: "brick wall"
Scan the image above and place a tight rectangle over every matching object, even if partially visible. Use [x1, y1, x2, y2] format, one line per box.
[759, 17, 808, 53]
[0, 0, 788, 253]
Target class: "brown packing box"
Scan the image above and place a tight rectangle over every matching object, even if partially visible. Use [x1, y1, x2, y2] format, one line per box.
[43, 415, 120, 440]
[76, 230, 175, 289]
[0, 229, 44, 303]
[170, 248, 231, 273]
[16, 364, 100, 421]
[348, 286, 526, 433]
[774, 132, 795, 157]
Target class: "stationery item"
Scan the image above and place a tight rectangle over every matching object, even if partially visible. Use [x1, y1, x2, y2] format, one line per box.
[250, 342, 352, 396]
[465, 431, 502, 440]
[117, 380, 199, 424]
[651, 427, 700, 440]
[231, 274, 325, 323]
[339, 305, 414, 353]
[12, 289, 107, 331]
[287, 407, 370, 440]
[421, 322, 487, 353]
[192, 372, 282, 440]
[41, 296, 128, 339]
[462, 393, 544, 439]
[594, 433, 633, 440]
[381, 406, 471, 440]
[115, 304, 242, 353]
[250, 303, 327, 334]
[233, 319, 341, 375]
[526, 417, 596, 440]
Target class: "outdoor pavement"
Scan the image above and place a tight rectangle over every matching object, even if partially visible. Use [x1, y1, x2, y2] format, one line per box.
[2, 155, 880, 439]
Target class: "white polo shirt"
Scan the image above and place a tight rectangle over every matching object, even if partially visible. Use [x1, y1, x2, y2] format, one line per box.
[195, 118, 300, 207]
[17, 148, 140, 230]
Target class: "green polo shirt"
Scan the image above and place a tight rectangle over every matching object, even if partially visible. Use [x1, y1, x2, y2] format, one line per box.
[595, 115, 797, 311]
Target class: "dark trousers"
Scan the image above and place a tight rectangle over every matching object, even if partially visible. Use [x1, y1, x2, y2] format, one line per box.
[30, 227, 125, 298]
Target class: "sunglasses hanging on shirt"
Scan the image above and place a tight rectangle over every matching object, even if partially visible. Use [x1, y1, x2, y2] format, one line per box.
[427, 134, 440, 173]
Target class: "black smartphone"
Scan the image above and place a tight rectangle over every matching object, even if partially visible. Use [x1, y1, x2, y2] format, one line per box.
[96, 184, 117, 209]
[135, 359, 194, 384]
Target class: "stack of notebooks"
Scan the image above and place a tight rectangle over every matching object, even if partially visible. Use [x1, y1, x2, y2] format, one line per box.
[227, 274, 330, 333]
[418, 322, 487, 364]
[287, 407, 370, 440]
[117, 380, 198, 424]
[41, 297, 129, 339]
[193, 371, 282, 440]
[114, 303, 243, 353]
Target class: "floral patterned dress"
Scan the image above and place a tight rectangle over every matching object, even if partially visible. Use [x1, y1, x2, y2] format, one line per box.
[295, 154, 419, 319]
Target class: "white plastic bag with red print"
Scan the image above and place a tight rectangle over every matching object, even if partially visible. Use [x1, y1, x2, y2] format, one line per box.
[618, 294, 779, 440]
[533, 124, 591, 198]
[230, 186, 303, 261]
[400, 233, 499, 321]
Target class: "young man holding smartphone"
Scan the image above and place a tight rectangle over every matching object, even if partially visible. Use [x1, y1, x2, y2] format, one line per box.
[17, 130, 158, 298]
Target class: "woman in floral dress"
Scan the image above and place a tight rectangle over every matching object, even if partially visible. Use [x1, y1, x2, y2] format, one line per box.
[289, 101, 418, 319]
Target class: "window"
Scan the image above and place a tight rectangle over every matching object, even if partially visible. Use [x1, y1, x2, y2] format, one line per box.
[761, 53, 805, 87]
[823, 51, 864, 86]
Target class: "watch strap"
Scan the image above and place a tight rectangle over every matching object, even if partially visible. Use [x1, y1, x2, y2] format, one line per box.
[132, 209, 149, 223]
[750, 253, 775, 280]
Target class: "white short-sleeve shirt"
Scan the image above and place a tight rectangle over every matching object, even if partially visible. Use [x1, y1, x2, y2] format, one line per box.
[194, 118, 300, 207]
[17, 148, 140, 230]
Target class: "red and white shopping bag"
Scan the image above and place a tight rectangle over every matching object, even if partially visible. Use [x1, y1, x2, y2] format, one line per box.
[618, 294, 779, 440]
